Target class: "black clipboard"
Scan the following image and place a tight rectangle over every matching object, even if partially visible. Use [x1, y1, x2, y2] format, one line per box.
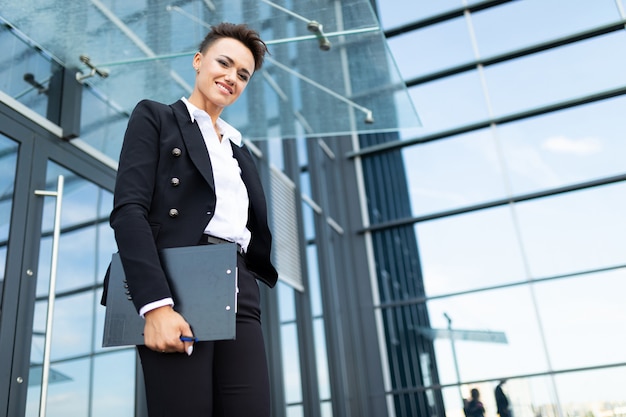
[102, 244, 238, 347]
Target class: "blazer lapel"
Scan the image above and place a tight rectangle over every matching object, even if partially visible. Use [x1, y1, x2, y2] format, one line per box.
[170, 100, 215, 189]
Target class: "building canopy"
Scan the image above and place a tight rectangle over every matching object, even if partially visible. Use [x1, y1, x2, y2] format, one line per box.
[1, 0, 419, 141]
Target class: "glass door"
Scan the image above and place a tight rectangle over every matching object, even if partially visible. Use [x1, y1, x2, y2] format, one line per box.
[24, 161, 137, 417]
[0, 107, 137, 417]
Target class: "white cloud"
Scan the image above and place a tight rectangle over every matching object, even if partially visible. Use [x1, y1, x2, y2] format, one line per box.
[542, 135, 602, 155]
[506, 144, 562, 188]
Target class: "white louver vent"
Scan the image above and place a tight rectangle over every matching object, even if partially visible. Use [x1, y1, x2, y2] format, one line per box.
[269, 165, 304, 292]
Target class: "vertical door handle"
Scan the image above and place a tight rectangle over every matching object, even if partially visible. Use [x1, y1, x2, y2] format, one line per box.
[33, 175, 64, 417]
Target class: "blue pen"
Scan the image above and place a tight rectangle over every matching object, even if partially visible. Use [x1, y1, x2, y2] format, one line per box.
[180, 336, 198, 343]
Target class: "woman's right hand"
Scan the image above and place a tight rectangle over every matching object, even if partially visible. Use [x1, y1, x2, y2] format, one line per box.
[143, 305, 195, 355]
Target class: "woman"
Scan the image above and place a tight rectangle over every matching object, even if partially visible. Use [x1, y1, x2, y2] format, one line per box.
[104, 22, 278, 416]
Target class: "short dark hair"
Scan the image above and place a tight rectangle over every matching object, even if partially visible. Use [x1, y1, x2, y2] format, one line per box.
[199, 22, 268, 71]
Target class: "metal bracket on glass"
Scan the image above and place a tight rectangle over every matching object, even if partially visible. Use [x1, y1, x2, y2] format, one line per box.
[260, 0, 331, 50]
[76, 55, 109, 83]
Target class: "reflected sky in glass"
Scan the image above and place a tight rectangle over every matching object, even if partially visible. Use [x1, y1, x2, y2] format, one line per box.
[379, 0, 626, 415]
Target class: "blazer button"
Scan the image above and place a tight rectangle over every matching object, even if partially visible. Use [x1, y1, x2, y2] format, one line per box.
[169, 208, 179, 218]
[171, 147, 182, 157]
[170, 177, 180, 187]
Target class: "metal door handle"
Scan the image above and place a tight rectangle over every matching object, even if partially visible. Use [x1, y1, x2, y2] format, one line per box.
[33, 175, 64, 417]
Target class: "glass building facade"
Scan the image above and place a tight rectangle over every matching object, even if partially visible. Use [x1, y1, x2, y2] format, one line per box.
[374, 1, 626, 417]
[1, 1, 626, 417]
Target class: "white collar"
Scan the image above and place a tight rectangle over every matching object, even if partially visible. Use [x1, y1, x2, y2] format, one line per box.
[180, 97, 243, 147]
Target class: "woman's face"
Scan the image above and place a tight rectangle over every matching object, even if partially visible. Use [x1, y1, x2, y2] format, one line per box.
[191, 37, 255, 113]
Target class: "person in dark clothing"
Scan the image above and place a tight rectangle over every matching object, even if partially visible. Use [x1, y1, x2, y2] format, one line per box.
[465, 388, 486, 417]
[496, 379, 512, 417]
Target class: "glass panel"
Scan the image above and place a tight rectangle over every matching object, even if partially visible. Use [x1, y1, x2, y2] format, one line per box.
[278, 281, 296, 323]
[313, 318, 331, 400]
[78, 86, 129, 162]
[402, 129, 509, 219]
[281, 322, 303, 404]
[553, 366, 626, 416]
[0, 17, 55, 118]
[27, 358, 90, 417]
[534, 269, 626, 370]
[497, 95, 626, 196]
[0, 134, 18, 315]
[434, 371, 626, 417]
[91, 350, 135, 417]
[416, 206, 528, 296]
[301, 176, 316, 241]
[427, 287, 550, 384]
[405, 70, 489, 135]
[0, 0, 420, 144]
[484, 31, 626, 118]
[27, 161, 122, 416]
[48, 293, 94, 360]
[418, 263, 626, 417]
[440, 385, 467, 417]
[387, 18, 475, 80]
[306, 244, 323, 317]
[378, 0, 461, 27]
[471, 0, 621, 58]
[287, 404, 304, 417]
[436, 362, 563, 417]
[321, 401, 333, 417]
[516, 182, 626, 278]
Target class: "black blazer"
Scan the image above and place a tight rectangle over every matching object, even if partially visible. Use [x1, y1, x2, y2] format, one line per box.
[102, 99, 277, 312]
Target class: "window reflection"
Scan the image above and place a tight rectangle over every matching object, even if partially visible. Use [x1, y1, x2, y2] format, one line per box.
[27, 359, 91, 417]
[471, 0, 620, 58]
[416, 207, 527, 296]
[91, 350, 135, 417]
[378, 0, 459, 26]
[516, 182, 626, 278]
[78, 86, 128, 161]
[402, 129, 508, 218]
[0, 23, 53, 118]
[553, 367, 626, 412]
[534, 269, 626, 369]
[313, 318, 331, 400]
[287, 404, 304, 417]
[497, 95, 626, 196]
[387, 18, 475, 80]
[281, 322, 303, 404]
[427, 288, 550, 384]
[49, 293, 95, 360]
[278, 281, 297, 323]
[406, 70, 490, 134]
[484, 32, 626, 118]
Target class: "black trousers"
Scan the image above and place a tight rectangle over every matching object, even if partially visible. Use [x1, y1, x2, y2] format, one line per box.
[137, 252, 270, 417]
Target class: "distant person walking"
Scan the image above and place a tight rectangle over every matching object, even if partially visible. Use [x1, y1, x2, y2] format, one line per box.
[495, 380, 512, 417]
[465, 388, 486, 417]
